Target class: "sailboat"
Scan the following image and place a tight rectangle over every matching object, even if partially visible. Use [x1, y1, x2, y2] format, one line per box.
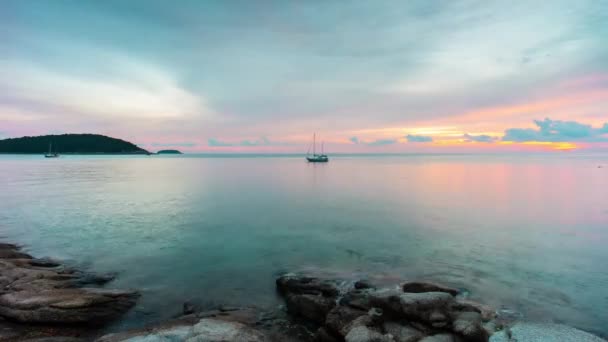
[306, 133, 329, 163]
[44, 142, 59, 158]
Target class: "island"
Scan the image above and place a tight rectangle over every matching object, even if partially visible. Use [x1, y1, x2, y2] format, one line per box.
[156, 149, 183, 154]
[0, 134, 150, 154]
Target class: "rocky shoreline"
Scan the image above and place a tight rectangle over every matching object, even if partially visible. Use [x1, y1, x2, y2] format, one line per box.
[0, 243, 605, 341]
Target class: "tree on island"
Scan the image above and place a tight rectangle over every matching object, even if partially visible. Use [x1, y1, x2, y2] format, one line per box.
[0, 134, 150, 154]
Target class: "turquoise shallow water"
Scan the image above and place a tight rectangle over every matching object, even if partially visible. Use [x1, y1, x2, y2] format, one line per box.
[0, 154, 607, 335]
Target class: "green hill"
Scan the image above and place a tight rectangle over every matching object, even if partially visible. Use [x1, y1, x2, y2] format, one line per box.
[0, 134, 150, 154]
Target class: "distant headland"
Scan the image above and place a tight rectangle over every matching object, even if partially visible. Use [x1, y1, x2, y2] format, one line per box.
[0, 134, 150, 154]
[156, 149, 183, 154]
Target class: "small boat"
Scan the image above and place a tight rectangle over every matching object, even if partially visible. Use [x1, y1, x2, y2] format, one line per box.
[44, 142, 59, 158]
[306, 133, 329, 163]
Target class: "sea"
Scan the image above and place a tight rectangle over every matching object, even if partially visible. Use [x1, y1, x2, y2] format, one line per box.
[0, 153, 607, 335]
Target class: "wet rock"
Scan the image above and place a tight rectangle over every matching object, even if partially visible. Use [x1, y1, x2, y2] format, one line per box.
[325, 305, 368, 337]
[354, 280, 375, 290]
[345, 325, 394, 342]
[340, 289, 373, 311]
[183, 301, 197, 315]
[0, 288, 139, 324]
[419, 333, 463, 342]
[489, 323, 605, 342]
[277, 275, 340, 297]
[402, 282, 459, 296]
[285, 294, 336, 323]
[70, 272, 117, 286]
[370, 290, 454, 324]
[451, 311, 488, 342]
[382, 321, 424, 342]
[453, 300, 496, 322]
[316, 326, 341, 342]
[97, 317, 269, 342]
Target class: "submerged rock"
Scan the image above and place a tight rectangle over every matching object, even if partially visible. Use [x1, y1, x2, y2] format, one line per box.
[276, 275, 339, 297]
[489, 323, 606, 342]
[402, 282, 460, 296]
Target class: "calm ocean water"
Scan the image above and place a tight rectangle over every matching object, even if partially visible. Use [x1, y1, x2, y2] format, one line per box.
[1, 154, 607, 334]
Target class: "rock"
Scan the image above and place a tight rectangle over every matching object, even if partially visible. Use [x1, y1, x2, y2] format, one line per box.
[419, 333, 463, 342]
[20, 338, 85, 342]
[183, 301, 197, 315]
[382, 321, 424, 342]
[451, 311, 488, 342]
[0, 288, 139, 324]
[97, 317, 268, 342]
[27, 258, 61, 268]
[325, 305, 368, 337]
[277, 275, 339, 297]
[489, 323, 605, 342]
[340, 289, 373, 311]
[70, 272, 117, 286]
[452, 300, 496, 322]
[402, 282, 459, 296]
[285, 294, 336, 323]
[316, 327, 341, 342]
[354, 280, 375, 290]
[345, 326, 394, 342]
[370, 290, 454, 324]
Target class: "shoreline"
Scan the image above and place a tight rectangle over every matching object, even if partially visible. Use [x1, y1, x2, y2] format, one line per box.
[0, 242, 605, 342]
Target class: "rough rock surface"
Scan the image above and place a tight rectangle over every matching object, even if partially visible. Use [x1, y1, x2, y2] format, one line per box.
[97, 318, 268, 342]
[0, 242, 138, 340]
[489, 323, 606, 342]
[277, 275, 496, 342]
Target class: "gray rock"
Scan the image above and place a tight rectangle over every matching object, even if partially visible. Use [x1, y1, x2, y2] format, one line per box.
[345, 326, 394, 342]
[97, 318, 268, 342]
[0, 288, 139, 324]
[451, 311, 488, 342]
[419, 334, 462, 342]
[489, 323, 605, 342]
[382, 321, 424, 342]
[402, 282, 459, 296]
[340, 289, 374, 311]
[370, 290, 454, 325]
[284, 293, 336, 323]
[276, 275, 339, 297]
[354, 280, 375, 290]
[325, 305, 368, 337]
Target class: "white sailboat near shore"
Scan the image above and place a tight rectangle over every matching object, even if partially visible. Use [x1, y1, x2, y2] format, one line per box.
[306, 133, 328, 163]
[44, 142, 59, 158]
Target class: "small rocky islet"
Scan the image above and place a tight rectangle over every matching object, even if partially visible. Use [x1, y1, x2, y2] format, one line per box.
[0, 243, 604, 341]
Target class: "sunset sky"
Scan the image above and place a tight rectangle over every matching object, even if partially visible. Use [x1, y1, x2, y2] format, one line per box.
[1, 1, 607, 152]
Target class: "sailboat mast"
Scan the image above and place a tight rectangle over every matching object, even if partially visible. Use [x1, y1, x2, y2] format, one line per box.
[313, 133, 316, 156]
[321, 141, 324, 155]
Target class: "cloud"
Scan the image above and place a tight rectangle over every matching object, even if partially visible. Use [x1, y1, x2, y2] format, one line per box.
[208, 138, 233, 147]
[463, 133, 498, 143]
[367, 139, 397, 146]
[503, 118, 608, 142]
[150, 142, 197, 147]
[406, 134, 433, 143]
[208, 136, 290, 147]
[349, 136, 360, 144]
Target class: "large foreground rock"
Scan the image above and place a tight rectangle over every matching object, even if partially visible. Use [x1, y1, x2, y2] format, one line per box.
[0, 241, 138, 334]
[490, 323, 606, 342]
[0, 288, 139, 324]
[97, 317, 269, 342]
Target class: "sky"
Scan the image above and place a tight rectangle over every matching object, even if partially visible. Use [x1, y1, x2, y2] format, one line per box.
[1, 0, 607, 153]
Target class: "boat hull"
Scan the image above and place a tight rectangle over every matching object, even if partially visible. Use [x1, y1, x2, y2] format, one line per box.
[306, 156, 328, 162]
